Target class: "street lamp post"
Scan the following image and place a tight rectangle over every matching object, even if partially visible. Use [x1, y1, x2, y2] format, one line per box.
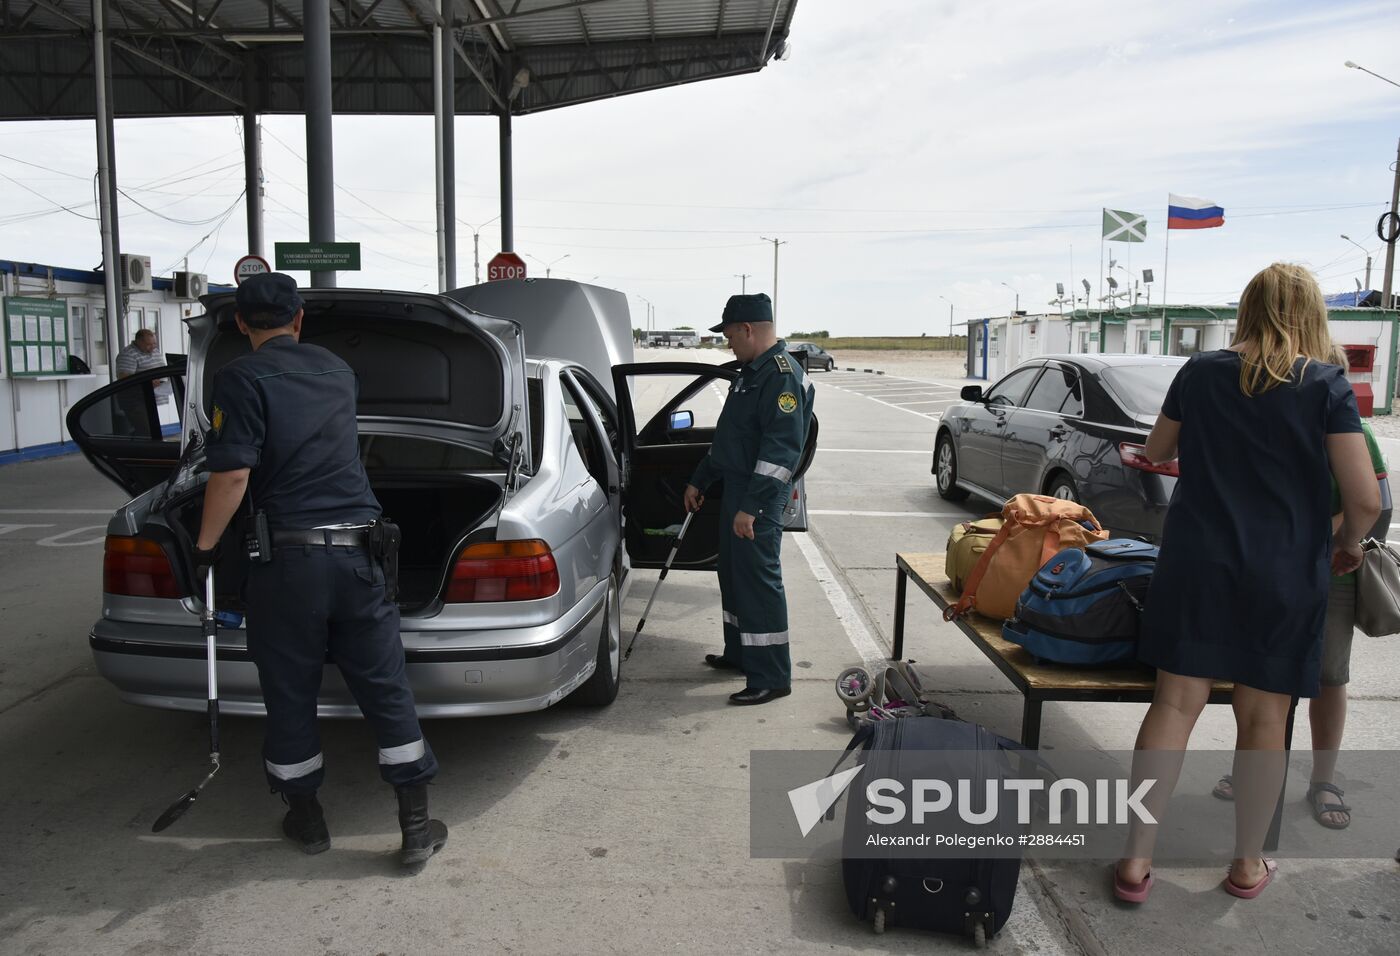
[1344, 59, 1400, 395]
[1000, 282, 1020, 316]
[526, 253, 570, 278]
[1341, 234, 1374, 297]
[734, 273, 751, 294]
[938, 294, 954, 339]
[465, 215, 500, 285]
[759, 236, 786, 324]
[637, 295, 654, 335]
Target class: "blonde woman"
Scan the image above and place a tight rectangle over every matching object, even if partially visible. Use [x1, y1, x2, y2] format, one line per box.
[1113, 263, 1380, 903]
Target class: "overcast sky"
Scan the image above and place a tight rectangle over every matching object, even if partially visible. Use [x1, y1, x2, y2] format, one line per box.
[2, 0, 1399, 336]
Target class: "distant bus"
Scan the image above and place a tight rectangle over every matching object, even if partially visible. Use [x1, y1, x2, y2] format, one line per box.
[643, 329, 701, 348]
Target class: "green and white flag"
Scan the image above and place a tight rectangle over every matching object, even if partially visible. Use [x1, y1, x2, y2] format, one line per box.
[1102, 208, 1147, 243]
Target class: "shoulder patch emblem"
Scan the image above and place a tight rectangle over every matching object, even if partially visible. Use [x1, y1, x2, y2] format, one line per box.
[777, 391, 798, 414]
[211, 404, 225, 436]
[773, 353, 793, 374]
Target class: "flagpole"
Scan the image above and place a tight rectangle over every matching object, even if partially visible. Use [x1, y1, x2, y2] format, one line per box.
[1161, 208, 1172, 351]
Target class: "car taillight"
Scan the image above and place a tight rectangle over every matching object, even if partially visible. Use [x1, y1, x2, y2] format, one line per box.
[1119, 442, 1179, 477]
[444, 539, 560, 603]
[104, 535, 183, 598]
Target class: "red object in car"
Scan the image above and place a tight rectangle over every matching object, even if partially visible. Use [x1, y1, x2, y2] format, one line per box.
[104, 535, 183, 598]
[444, 539, 561, 603]
[1119, 442, 1180, 477]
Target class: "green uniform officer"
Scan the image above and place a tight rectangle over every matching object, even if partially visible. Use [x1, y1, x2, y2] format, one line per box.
[684, 293, 815, 706]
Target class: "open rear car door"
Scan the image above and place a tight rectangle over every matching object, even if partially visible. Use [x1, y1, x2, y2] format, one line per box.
[66, 362, 187, 496]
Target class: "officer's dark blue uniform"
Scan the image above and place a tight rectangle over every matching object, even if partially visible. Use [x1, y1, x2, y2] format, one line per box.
[688, 294, 814, 700]
[199, 273, 445, 863]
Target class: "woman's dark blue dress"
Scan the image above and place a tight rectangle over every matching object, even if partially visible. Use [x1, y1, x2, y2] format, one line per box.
[1138, 350, 1362, 698]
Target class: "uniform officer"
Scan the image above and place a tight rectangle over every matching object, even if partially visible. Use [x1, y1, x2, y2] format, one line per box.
[684, 293, 814, 705]
[193, 273, 448, 865]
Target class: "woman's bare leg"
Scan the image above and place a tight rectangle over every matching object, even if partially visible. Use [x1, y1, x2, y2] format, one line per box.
[1118, 670, 1212, 885]
[1229, 684, 1293, 887]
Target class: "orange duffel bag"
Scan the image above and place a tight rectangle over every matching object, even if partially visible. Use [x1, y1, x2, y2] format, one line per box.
[945, 494, 1108, 621]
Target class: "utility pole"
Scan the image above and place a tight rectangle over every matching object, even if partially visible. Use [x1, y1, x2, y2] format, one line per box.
[759, 237, 786, 323]
[1382, 137, 1399, 314]
[734, 273, 751, 294]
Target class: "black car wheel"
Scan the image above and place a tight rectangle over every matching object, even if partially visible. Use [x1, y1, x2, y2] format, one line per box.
[825, 358, 834, 371]
[1046, 473, 1079, 502]
[935, 433, 970, 501]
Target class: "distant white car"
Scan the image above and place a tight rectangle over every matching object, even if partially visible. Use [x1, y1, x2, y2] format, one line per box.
[70, 280, 815, 718]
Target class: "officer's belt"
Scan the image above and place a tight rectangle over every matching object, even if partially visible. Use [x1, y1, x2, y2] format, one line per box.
[271, 527, 371, 548]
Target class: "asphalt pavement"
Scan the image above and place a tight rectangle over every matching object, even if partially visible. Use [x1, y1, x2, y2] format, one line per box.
[0, 348, 1396, 955]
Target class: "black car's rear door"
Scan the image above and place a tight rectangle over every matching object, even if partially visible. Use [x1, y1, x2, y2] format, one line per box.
[66, 363, 187, 496]
[611, 362, 736, 570]
[1001, 362, 1083, 494]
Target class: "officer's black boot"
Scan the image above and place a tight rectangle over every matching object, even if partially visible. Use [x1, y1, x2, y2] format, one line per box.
[396, 784, 448, 866]
[281, 792, 331, 854]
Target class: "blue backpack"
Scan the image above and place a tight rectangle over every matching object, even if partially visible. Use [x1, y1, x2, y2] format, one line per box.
[1002, 539, 1157, 665]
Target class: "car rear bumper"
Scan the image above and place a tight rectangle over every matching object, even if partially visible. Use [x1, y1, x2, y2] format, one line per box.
[89, 581, 606, 718]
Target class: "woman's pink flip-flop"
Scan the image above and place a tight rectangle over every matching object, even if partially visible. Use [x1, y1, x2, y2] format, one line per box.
[1223, 858, 1278, 899]
[1112, 865, 1154, 903]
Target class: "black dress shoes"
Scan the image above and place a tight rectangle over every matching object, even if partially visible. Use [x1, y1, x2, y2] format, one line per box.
[728, 686, 792, 706]
[704, 653, 741, 671]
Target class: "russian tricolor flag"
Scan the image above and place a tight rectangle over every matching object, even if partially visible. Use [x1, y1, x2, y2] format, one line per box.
[1167, 194, 1225, 229]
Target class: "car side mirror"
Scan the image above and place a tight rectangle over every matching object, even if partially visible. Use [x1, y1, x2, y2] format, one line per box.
[960, 385, 984, 402]
[669, 410, 694, 431]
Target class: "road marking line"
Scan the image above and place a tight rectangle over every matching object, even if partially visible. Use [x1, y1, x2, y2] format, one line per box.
[792, 533, 886, 669]
[817, 449, 927, 454]
[821, 382, 941, 422]
[890, 400, 949, 407]
[0, 524, 55, 536]
[36, 525, 108, 547]
[0, 509, 115, 514]
[811, 510, 967, 517]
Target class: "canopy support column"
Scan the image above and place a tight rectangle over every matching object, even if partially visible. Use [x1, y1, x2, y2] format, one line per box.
[304, 0, 336, 288]
[92, 0, 121, 375]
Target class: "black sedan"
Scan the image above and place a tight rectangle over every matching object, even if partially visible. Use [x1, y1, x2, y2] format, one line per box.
[789, 342, 836, 371]
[933, 355, 1185, 541]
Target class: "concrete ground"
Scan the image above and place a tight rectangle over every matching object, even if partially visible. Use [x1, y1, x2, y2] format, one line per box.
[1, 349, 1397, 955]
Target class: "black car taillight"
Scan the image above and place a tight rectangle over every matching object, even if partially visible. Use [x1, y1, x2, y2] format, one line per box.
[104, 535, 183, 598]
[1119, 442, 1179, 477]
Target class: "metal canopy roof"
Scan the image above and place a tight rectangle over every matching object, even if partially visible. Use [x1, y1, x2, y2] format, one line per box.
[0, 0, 798, 120]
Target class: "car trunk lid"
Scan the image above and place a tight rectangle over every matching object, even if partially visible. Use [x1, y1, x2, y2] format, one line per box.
[185, 289, 529, 472]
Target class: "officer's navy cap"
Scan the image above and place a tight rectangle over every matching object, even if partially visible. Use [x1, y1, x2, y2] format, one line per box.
[236, 272, 304, 327]
[709, 292, 773, 333]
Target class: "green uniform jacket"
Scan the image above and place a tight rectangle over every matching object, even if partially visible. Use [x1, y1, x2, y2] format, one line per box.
[689, 340, 815, 517]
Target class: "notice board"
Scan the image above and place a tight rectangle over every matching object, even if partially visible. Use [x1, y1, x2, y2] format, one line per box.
[4, 296, 69, 377]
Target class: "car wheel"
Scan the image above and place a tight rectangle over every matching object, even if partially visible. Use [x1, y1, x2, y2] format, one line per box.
[571, 571, 622, 706]
[825, 358, 834, 371]
[935, 433, 970, 501]
[1047, 473, 1079, 502]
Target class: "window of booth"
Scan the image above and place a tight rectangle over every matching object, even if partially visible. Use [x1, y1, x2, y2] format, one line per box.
[70, 303, 88, 364]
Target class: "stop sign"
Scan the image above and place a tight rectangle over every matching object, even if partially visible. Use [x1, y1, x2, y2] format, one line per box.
[487, 251, 527, 282]
[234, 254, 271, 285]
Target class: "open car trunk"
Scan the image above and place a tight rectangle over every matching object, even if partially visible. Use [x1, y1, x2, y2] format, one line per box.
[163, 468, 502, 615]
